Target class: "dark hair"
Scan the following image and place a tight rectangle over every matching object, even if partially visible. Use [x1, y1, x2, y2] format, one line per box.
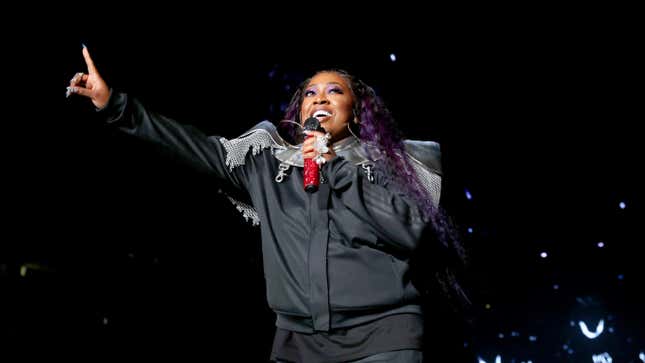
[282, 69, 471, 310]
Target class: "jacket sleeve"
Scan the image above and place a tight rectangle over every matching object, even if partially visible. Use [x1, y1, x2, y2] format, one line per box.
[323, 156, 435, 253]
[97, 91, 251, 191]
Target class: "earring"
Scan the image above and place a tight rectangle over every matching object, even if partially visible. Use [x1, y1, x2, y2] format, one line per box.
[347, 122, 361, 141]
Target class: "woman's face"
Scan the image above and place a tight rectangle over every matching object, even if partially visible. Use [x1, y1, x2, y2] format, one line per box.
[299, 71, 355, 142]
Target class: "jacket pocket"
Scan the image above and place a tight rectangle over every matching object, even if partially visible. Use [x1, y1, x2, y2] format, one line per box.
[263, 248, 310, 317]
[328, 243, 403, 310]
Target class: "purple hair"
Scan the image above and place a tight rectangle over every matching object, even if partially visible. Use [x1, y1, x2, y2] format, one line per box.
[282, 70, 470, 309]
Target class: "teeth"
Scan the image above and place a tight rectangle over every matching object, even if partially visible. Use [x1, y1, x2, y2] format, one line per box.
[313, 110, 332, 118]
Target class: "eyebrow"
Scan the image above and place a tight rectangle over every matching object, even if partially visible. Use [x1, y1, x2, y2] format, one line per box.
[306, 82, 344, 88]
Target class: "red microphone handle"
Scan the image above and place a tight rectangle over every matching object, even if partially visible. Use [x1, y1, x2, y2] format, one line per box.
[304, 134, 319, 193]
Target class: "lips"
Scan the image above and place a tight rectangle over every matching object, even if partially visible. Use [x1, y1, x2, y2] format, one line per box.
[312, 109, 332, 121]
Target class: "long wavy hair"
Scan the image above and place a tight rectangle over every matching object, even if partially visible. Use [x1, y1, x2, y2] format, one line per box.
[281, 69, 471, 312]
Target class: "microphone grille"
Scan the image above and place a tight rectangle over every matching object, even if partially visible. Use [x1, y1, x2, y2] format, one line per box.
[303, 117, 320, 131]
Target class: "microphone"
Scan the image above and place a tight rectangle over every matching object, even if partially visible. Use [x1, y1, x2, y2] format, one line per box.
[303, 117, 324, 193]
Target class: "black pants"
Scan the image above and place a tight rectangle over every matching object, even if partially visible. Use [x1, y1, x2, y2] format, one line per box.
[273, 349, 423, 363]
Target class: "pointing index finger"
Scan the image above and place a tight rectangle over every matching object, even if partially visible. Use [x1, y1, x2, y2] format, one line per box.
[82, 45, 98, 75]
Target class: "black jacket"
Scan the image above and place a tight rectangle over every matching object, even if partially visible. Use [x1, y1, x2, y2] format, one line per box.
[100, 91, 443, 333]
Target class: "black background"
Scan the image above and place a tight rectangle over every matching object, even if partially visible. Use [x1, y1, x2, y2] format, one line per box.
[3, 9, 643, 362]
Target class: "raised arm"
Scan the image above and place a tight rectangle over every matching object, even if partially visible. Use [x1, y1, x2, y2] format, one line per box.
[66, 46, 253, 191]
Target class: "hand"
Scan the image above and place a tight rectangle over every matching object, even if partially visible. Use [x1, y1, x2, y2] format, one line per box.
[67, 46, 110, 109]
[303, 130, 336, 164]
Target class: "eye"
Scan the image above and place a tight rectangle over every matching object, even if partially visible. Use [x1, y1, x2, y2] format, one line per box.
[328, 87, 343, 94]
[304, 89, 316, 97]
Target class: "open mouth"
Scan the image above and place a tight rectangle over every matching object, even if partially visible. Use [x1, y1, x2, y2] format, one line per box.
[313, 110, 332, 121]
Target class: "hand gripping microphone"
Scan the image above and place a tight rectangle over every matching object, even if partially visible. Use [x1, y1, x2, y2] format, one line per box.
[303, 117, 325, 193]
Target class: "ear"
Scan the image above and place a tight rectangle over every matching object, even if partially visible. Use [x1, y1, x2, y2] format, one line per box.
[353, 116, 361, 125]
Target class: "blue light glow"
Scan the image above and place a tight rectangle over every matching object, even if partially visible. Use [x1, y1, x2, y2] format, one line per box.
[389, 53, 397, 62]
[465, 189, 473, 200]
[592, 352, 613, 363]
[478, 355, 501, 363]
[579, 319, 604, 339]
[540, 252, 548, 258]
[619, 201, 626, 209]
[597, 241, 605, 248]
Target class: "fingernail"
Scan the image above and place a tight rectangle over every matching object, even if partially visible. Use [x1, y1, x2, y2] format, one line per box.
[82, 43, 87, 49]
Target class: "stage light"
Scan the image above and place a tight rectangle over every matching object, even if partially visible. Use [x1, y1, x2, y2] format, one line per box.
[540, 252, 548, 258]
[389, 53, 396, 62]
[592, 352, 612, 363]
[553, 284, 560, 290]
[529, 335, 537, 342]
[465, 188, 473, 200]
[619, 201, 626, 209]
[579, 319, 604, 339]
[468, 227, 474, 234]
[597, 241, 605, 248]
[478, 355, 501, 363]
[19, 262, 47, 277]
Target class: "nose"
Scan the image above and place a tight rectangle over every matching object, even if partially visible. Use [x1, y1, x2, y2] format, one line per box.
[313, 94, 329, 104]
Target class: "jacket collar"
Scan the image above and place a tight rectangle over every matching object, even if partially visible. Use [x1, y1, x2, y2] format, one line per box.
[245, 121, 442, 175]
[274, 136, 375, 167]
